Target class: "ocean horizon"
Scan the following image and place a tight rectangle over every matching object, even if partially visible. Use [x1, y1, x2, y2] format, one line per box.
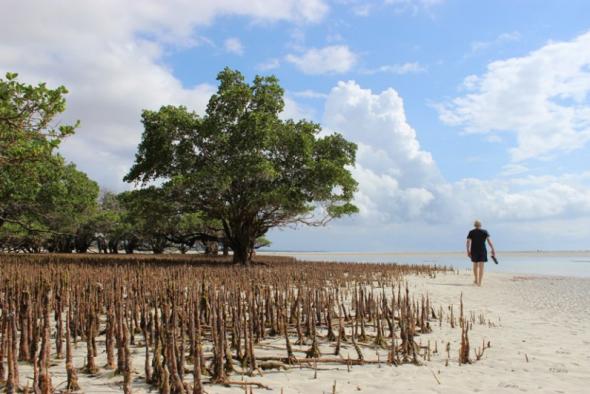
[259, 250, 590, 278]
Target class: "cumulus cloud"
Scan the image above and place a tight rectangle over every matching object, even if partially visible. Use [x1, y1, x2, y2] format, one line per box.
[0, 0, 328, 190]
[315, 79, 590, 251]
[446, 173, 590, 222]
[281, 96, 317, 122]
[224, 37, 244, 55]
[438, 31, 590, 161]
[323, 81, 441, 220]
[324, 81, 439, 186]
[286, 45, 358, 74]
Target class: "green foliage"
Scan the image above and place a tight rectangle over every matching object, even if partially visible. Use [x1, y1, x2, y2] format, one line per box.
[42, 161, 99, 252]
[0, 72, 77, 167]
[0, 72, 99, 252]
[118, 187, 173, 253]
[118, 186, 221, 254]
[0, 72, 79, 228]
[125, 68, 358, 264]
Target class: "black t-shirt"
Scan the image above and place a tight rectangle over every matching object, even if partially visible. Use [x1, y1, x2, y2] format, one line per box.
[467, 229, 489, 255]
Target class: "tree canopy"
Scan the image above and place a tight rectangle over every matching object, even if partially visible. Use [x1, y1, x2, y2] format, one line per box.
[0, 69, 359, 258]
[125, 68, 358, 264]
[0, 72, 83, 232]
[0, 72, 76, 168]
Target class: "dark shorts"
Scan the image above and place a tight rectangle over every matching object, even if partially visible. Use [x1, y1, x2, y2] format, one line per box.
[471, 252, 487, 263]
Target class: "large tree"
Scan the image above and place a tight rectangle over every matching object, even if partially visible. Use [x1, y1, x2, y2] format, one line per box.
[125, 68, 358, 264]
[0, 72, 102, 253]
[0, 72, 78, 229]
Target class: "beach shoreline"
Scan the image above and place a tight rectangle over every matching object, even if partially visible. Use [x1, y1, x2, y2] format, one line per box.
[260, 251, 590, 279]
[261, 250, 590, 257]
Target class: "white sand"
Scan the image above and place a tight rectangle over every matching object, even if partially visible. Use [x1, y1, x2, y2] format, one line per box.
[211, 271, 590, 394]
[14, 270, 590, 393]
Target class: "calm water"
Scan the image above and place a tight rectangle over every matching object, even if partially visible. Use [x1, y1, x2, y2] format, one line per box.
[260, 251, 590, 278]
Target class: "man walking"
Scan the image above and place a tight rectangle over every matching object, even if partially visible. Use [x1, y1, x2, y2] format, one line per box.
[466, 220, 496, 286]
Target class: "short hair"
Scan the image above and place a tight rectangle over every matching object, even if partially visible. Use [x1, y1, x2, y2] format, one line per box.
[474, 220, 482, 228]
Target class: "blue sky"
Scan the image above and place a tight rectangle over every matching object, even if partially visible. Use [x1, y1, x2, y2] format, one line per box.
[2, 0, 590, 251]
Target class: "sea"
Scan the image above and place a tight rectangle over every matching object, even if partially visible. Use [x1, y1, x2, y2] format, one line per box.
[259, 251, 590, 278]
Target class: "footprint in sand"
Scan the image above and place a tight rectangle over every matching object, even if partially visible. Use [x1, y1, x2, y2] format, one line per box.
[498, 382, 522, 390]
[549, 364, 568, 374]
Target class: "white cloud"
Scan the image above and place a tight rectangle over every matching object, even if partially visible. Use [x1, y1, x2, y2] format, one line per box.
[385, 0, 445, 14]
[281, 96, 316, 121]
[438, 31, 590, 161]
[446, 174, 590, 222]
[224, 37, 244, 55]
[500, 163, 528, 176]
[362, 62, 426, 75]
[293, 89, 328, 99]
[323, 81, 441, 220]
[351, 165, 435, 221]
[257, 58, 281, 71]
[315, 79, 590, 251]
[471, 31, 521, 53]
[0, 0, 328, 190]
[352, 4, 373, 16]
[326, 32, 344, 43]
[286, 45, 358, 74]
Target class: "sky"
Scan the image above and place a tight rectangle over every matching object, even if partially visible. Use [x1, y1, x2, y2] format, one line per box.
[2, 0, 590, 252]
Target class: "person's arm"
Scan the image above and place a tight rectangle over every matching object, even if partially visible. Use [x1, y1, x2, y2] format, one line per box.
[487, 237, 496, 257]
[466, 238, 471, 258]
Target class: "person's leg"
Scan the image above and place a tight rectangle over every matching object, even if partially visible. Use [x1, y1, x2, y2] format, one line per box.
[477, 262, 484, 286]
[472, 262, 478, 284]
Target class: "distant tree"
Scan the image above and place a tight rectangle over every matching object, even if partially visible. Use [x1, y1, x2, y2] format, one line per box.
[125, 68, 358, 265]
[40, 161, 99, 252]
[165, 211, 220, 254]
[0, 158, 99, 252]
[118, 186, 223, 254]
[93, 191, 128, 253]
[118, 188, 171, 254]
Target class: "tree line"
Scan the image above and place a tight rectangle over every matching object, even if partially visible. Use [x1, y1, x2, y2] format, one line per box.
[0, 69, 358, 264]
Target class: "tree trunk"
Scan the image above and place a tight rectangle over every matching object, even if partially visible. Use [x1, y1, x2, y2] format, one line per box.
[150, 237, 167, 254]
[124, 238, 137, 254]
[75, 235, 92, 253]
[231, 244, 251, 265]
[108, 238, 120, 254]
[228, 230, 252, 266]
[222, 240, 229, 256]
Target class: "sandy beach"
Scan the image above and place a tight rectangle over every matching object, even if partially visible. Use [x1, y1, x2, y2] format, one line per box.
[13, 269, 588, 394]
[211, 271, 590, 394]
